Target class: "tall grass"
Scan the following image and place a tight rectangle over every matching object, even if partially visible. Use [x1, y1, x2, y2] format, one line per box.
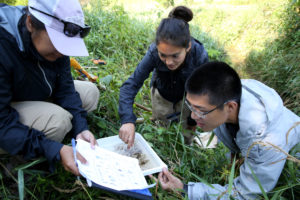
[81, 0, 227, 138]
[0, 0, 299, 199]
[245, 2, 300, 115]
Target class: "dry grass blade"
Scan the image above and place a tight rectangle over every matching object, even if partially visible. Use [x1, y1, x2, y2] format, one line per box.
[285, 121, 300, 144]
[155, 177, 159, 197]
[134, 102, 152, 112]
[51, 182, 81, 193]
[170, 169, 185, 180]
[98, 197, 118, 200]
[0, 161, 18, 183]
[246, 141, 300, 166]
[171, 143, 181, 166]
[270, 158, 287, 165]
[75, 179, 93, 200]
[217, 190, 227, 200]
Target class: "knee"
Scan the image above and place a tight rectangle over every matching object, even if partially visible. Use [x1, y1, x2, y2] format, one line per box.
[45, 108, 73, 142]
[84, 82, 99, 112]
[75, 81, 100, 113]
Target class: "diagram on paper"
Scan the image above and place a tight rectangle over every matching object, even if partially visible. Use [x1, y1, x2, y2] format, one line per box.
[75, 139, 149, 191]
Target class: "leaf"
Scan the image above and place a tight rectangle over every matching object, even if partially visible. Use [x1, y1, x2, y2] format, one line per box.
[190, 172, 216, 189]
[227, 155, 236, 197]
[271, 183, 300, 194]
[100, 75, 113, 85]
[246, 162, 269, 200]
[97, 120, 107, 129]
[144, 134, 153, 140]
[15, 158, 46, 171]
[206, 132, 215, 147]
[270, 190, 282, 200]
[18, 169, 24, 200]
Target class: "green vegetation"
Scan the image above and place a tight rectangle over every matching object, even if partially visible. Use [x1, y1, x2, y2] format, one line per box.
[245, 2, 300, 115]
[0, 0, 299, 199]
[1, 0, 16, 5]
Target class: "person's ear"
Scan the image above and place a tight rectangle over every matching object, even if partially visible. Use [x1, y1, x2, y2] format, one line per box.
[227, 101, 238, 113]
[25, 15, 33, 33]
[186, 41, 192, 52]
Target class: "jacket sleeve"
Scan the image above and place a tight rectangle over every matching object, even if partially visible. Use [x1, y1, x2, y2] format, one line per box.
[52, 57, 88, 136]
[0, 62, 63, 170]
[119, 48, 155, 124]
[187, 144, 287, 200]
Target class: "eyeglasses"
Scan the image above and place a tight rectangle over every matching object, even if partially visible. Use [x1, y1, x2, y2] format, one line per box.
[30, 7, 91, 38]
[185, 99, 235, 119]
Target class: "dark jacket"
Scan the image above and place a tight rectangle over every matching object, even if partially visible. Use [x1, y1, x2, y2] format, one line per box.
[0, 5, 88, 169]
[119, 38, 209, 124]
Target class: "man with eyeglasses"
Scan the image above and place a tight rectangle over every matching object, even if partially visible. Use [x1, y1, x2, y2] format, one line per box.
[0, 0, 99, 176]
[157, 62, 299, 199]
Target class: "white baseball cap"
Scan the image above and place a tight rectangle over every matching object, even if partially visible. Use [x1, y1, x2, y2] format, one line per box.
[28, 0, 90, 56]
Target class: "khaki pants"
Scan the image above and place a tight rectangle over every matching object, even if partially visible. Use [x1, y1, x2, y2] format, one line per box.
[0, 80, 99, 154]
[151, 87, 195, 143]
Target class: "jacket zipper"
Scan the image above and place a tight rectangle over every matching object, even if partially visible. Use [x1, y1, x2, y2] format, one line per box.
[37, 61, 52, 97]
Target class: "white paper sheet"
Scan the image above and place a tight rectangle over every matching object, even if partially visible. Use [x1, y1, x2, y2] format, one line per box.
[75, 139, 149, 191]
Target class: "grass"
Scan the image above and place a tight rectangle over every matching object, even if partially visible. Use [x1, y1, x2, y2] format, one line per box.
[1, 0, 299, 199]
[245, 2, 300, 115]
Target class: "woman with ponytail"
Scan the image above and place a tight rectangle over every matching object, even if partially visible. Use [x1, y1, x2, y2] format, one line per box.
[118, 6, 209, 147]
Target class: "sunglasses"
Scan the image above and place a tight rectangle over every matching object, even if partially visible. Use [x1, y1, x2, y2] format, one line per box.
[30, 6, 91, 38]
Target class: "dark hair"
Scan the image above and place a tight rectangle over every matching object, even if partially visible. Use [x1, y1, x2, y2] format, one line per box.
[24, 7, 45, 31]
[155, 6, 193, 48]
[185, 61, 242, 107]
[29, 14, 45, 31]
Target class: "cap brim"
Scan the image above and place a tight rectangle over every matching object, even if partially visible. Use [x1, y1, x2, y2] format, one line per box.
[45, 26, 89, 57]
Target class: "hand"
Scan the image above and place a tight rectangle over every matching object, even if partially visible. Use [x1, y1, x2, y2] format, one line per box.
[119, 123, 135, 149]
[60, 145, 87, 176]
[158, 168, 184, 191]
[76, 130, 97, 149]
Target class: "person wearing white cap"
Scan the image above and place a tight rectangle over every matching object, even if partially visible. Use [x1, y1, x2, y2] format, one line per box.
[0, 0, 99, 175]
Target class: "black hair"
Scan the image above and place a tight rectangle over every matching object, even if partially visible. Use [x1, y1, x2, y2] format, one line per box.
[30, 14, 45, 31]
[155, 6, 193, 48]
[24, 7, 45, 31]
[185, 61, 242, 107]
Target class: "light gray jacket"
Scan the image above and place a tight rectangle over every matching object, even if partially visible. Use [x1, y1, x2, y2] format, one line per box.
[187, 79, 300, 200]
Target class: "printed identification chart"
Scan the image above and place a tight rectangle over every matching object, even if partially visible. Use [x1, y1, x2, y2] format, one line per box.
[76, 139, 149, 191]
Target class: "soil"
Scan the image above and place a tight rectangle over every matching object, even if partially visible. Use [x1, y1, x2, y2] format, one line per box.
[114, 144, 155, 170]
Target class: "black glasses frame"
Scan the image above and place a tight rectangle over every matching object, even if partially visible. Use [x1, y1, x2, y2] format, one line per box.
[185, 99, 238, 119]
[29, 6, 91, 38]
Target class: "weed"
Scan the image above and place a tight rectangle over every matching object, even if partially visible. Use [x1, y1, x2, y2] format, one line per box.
[1, 0, 299, 199]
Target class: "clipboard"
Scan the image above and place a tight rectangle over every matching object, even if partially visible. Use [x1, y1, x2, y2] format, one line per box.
[92, 182, 153, 200]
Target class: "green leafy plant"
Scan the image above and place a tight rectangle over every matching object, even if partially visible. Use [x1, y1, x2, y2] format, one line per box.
[1, 0, 298, 199]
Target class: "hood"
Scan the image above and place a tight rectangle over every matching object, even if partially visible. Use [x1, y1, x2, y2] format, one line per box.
[238, 79, 284, 140]
[241, 79, 283, 122]
[0, 5, 26, 51]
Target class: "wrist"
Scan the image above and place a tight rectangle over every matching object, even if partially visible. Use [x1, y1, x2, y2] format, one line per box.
[181, 183, 188, 197]
[183, 183, 188, 192]
[123, 122, 135, 126]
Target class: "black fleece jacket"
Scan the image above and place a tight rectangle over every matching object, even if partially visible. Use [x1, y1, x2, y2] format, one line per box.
[119, 38, 209, 124]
